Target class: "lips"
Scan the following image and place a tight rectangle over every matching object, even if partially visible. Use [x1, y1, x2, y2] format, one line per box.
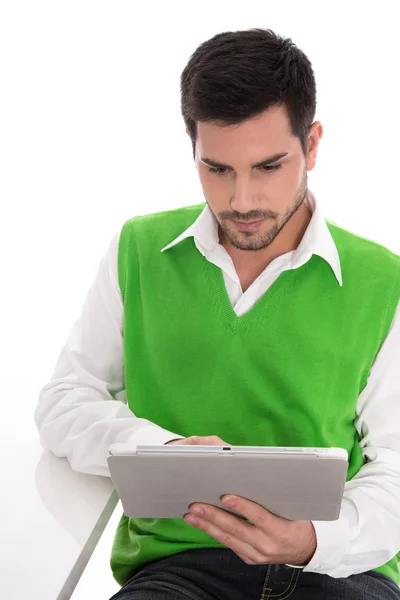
[232, 218, 265, 231]
[235, 220, 262, 225]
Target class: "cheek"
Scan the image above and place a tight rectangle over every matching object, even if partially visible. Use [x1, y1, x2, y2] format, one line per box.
[201, 172, 221, 185]
[200, 174, 225, 198]
[286, 164, 305, 186]
[267, 169, 296, 195]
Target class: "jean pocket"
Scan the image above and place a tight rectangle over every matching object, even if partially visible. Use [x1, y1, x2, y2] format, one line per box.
[260, 564, 301, 599]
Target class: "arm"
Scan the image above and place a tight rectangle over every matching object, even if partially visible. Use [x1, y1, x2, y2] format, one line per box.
[34, 230, 184, 477]
[301, 300, 400, 577]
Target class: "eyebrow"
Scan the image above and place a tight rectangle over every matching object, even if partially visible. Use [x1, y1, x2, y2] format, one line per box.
[200, 152, 289, 170]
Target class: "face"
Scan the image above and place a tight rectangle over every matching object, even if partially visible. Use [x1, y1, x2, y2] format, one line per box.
[188, 104, 323, 254]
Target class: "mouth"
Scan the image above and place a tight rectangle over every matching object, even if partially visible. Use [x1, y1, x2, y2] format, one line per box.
[231, 218, 265, 231]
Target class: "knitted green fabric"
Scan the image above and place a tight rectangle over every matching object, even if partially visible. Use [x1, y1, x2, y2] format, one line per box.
[110, 202, 400, 586]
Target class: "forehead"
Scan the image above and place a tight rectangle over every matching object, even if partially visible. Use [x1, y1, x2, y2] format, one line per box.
[196, 104, 293, 151]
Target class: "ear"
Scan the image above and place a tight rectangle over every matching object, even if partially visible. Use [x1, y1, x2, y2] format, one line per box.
[306, 121, 323, 171]
[185, 128, 190, 137]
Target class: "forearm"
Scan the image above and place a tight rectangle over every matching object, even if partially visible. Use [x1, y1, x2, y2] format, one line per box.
[35, 383, 183, 476]
[302, 449, 400, 578]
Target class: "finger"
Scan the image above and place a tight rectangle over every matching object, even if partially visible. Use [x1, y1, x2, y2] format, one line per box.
[236, 552, 257, 565]
[189, 502, 264, 551]
[186, 512, 267, 563]
[222, 495, 288, 535]
[191, 435, 230, 445]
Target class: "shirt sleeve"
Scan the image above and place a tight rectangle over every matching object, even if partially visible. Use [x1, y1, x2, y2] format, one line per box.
[33, 230, 184, 477]
[300, 300, 400, 578]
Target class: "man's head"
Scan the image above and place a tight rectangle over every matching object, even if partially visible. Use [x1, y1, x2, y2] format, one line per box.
[180, 28, 323, 254]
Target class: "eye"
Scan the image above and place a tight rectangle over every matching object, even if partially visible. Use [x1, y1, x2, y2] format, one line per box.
[259, 164, 281, 173]
[207, 164, 281, 175]
[207, 167, 227, 175]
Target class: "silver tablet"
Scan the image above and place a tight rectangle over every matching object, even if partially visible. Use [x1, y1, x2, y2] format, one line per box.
[107, 445, 348, 521]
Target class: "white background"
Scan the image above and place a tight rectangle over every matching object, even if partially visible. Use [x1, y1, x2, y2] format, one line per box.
[0, 1, 399, 599]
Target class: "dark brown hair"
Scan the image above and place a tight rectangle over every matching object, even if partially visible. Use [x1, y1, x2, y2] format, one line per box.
[180, 28, 317, 160]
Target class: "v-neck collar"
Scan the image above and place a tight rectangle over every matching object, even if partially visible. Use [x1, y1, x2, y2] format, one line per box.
[202, 252, 315, 332]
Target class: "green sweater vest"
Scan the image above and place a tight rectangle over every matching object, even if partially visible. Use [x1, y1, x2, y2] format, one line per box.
[110, 202, 400, 586]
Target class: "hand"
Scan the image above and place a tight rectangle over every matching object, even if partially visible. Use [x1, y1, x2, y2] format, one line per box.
[165, 435, 230, 446]
[184, 494, 317, 566]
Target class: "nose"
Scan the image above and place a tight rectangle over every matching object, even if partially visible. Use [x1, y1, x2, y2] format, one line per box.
[231, 180, 262, 219]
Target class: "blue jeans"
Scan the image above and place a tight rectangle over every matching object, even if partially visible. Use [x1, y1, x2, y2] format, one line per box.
[109, 548, 400, 599]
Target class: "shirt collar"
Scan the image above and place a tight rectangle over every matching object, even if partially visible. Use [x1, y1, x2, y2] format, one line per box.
[160, 189, 342, 287]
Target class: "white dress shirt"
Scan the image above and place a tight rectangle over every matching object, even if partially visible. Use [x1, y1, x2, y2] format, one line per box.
[34, 189, 400, 579]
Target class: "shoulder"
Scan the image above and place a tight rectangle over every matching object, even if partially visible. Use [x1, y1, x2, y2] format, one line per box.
[326, 218, 400, 271]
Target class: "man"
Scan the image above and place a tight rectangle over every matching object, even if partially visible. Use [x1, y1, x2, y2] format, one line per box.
[34, 28, 400, 599]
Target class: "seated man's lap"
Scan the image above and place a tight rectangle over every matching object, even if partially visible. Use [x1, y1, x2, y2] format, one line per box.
[109, 549, 400, 600]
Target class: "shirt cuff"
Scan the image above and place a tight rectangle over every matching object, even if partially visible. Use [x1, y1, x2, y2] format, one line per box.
[301, 512, 352, 575]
